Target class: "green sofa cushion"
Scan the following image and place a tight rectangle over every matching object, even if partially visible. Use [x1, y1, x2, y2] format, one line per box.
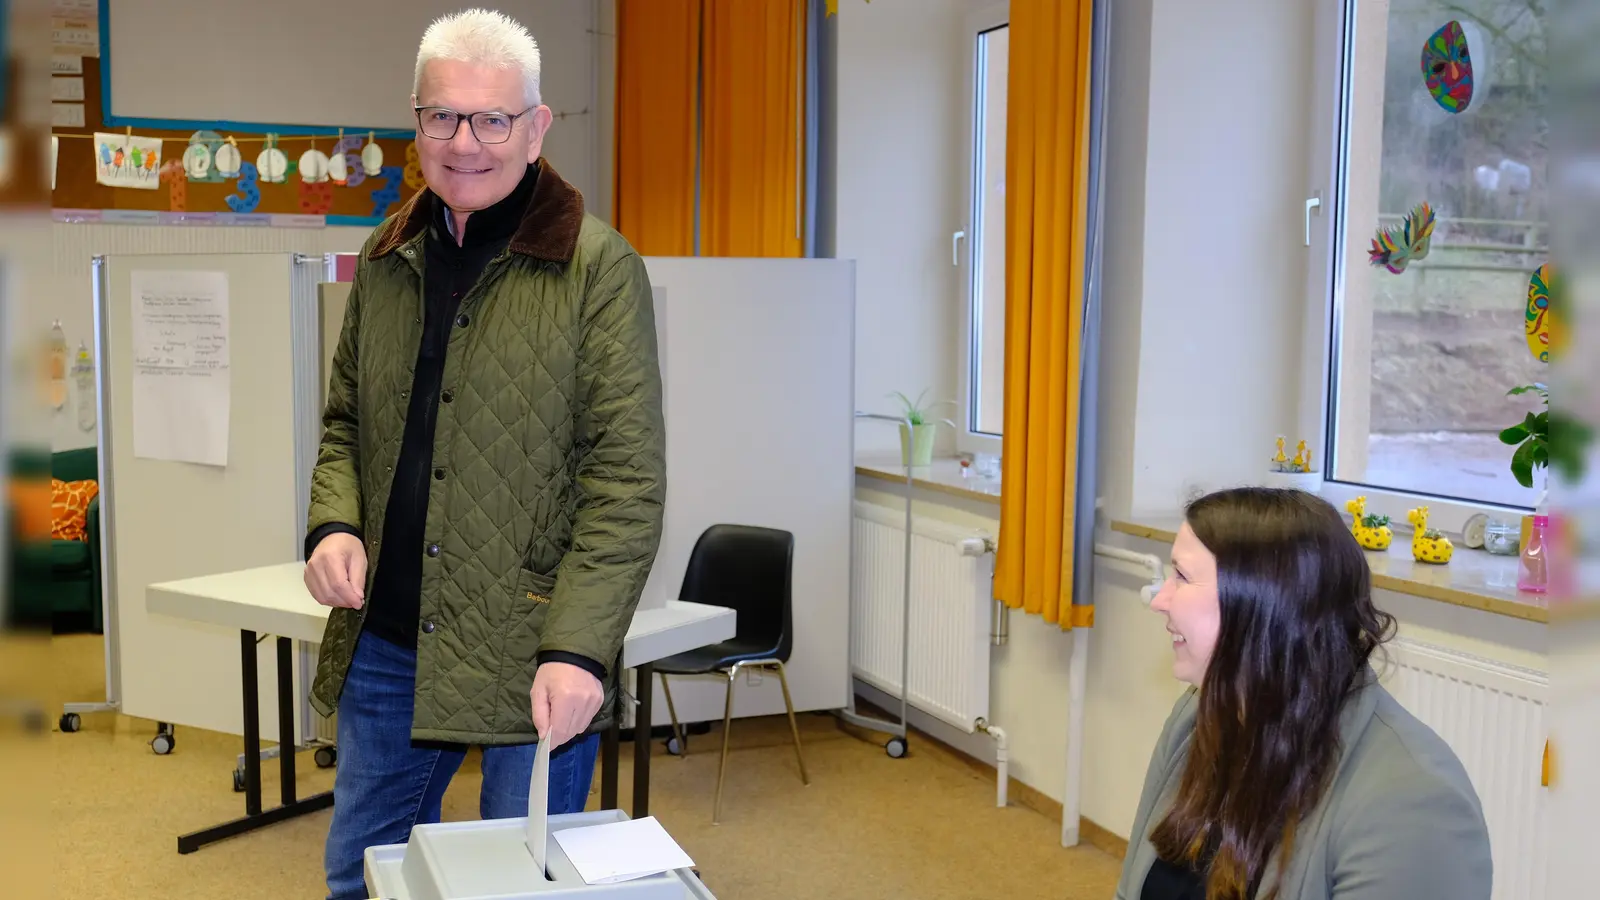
[52, 538, 92, 573]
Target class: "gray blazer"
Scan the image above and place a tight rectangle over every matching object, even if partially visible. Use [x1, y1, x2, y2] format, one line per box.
[1114, 670, 1493, 900]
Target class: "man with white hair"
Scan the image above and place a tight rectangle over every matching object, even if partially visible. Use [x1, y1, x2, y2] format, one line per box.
[301, 9, 665, 898]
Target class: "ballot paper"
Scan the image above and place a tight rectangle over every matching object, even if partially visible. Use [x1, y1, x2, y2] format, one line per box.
[552, 816, 696, 885]
[525, 737, 552, 878]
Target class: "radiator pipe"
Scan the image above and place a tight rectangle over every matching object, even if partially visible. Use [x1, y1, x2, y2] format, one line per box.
[1092, 543, 1165, 603]
[975, 717, 1009, 808]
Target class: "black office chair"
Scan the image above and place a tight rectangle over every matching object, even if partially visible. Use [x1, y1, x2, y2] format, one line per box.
[655, 524, 809, 823]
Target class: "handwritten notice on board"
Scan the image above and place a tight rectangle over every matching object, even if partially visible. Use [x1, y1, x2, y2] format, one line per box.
[131, 270, 231, 467]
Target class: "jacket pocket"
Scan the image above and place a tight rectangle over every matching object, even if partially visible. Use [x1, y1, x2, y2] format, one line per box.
[517, 568, 557, 606]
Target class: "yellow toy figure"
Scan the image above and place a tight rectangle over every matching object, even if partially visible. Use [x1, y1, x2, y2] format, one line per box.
[1407, 506, 1453, 564]
[1292, 440, 1309, 473]
[1346, 496, 1393, 551]
[1272, 436, 1289, 471]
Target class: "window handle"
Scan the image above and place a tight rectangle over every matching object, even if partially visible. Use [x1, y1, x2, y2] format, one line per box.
[952, 230, 966, 266]
[1304, 194, 1322, 247]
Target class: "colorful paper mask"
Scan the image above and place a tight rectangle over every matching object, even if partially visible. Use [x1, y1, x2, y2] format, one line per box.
[1422, 21, 1474, 113]
[1526, 263, 1560, 363]
[1368, 202, 1436, 274]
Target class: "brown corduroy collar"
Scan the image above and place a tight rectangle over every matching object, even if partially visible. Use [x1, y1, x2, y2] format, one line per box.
[366, 157, 585, 263]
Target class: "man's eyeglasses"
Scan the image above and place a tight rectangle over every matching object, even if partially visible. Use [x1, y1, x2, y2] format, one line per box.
[413, 106, 536, 144]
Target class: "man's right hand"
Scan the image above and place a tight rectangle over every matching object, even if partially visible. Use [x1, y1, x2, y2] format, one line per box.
[305, 532, 367, 609]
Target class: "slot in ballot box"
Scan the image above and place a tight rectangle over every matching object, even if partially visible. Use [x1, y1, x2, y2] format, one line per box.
[364, 809, 717, 900]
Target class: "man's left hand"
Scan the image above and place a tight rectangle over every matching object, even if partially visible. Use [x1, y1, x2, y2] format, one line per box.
[531, 661, 603, 747]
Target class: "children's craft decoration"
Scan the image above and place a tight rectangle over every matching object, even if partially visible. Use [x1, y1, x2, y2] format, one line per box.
[1368, 201, 1436, 274]
[183, 130, 226, 183]
[214, 136, 242, 179]
[326, 150, 349, 186]
[93, 131, 163, 190]
[361, 132, 385, 177]
[1526, 262, 1557, 363]
[158, 158, 187, 211]
[299, 146, 330, 184]
[257, 135, 289, 184]
[331, 133, 367, 187]
[371, 165, 405, 218]
[403, 141, 426, 190]
[299, 177, 334, 214]
[1421, 20, 1474, 113]
[225, 161, 262, 213]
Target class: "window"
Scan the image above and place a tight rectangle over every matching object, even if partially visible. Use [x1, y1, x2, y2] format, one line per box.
[960, 7, 1009, 454]
[1322, 0, 1548, 512]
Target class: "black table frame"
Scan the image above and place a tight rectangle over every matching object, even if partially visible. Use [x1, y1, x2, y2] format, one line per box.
[176, 631, 335, 854]
[598, 661, 654, 817]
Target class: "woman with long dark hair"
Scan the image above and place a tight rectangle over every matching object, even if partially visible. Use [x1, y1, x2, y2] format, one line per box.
[1115, 487, 1493, 900]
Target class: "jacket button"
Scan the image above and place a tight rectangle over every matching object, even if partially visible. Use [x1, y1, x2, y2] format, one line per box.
[441, 389, 454, 403]
[426, 543, 440, 558]
[455, 313, 470, 328]
[433, 467, 445, 480]
[421, 620, 436, 634]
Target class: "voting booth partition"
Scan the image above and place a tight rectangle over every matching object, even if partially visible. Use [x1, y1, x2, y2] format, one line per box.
[70, 251, 856, 770]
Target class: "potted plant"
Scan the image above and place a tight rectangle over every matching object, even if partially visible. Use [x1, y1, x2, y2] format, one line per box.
[1497, 382, 1592, 546]
[889, 389, 956, 468]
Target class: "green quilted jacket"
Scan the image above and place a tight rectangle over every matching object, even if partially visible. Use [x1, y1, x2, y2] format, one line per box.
[306, 159, 666, 744]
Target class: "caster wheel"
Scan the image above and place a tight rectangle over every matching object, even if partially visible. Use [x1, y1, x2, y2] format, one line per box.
[59, 713, 80, 733]
[151, 732, 175, 755]
[886, 737, 907, 759]
[665, 736, 684, 756]
[314, 746, 337, 769]
[232, 768, 246, 793]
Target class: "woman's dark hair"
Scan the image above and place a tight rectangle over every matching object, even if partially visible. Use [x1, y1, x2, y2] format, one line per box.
[1149, 487, 1396, 900]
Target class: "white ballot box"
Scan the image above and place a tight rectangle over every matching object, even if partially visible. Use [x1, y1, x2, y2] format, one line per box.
[363, 809, 716, 900]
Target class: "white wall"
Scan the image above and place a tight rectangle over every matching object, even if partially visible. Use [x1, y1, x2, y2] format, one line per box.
[834, 0, 970, 455]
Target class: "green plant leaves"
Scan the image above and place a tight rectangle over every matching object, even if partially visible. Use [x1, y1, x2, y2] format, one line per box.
[1510, 440, 1538, 489]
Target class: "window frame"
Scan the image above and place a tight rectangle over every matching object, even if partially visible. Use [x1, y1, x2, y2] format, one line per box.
[1307, 0, 1542, 538]
[956, 2, 1009, 459]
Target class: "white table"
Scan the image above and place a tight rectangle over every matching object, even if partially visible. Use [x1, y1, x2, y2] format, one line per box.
[147, 562, 735, 854]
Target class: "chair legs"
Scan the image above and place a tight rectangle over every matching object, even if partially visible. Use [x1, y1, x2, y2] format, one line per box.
[712, 659, 809, 825]
[658, 672, 687, 757]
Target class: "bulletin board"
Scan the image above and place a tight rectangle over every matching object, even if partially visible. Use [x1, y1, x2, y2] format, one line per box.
[52, 57, 423, 226]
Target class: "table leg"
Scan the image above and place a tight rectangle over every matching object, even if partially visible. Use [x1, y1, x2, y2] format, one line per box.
[600, 691, 621, 810]
[242, 630, 262, 816]
[633, 661, 653, 818]
[176, 630, 334, 854]
[277, 637, 297, 806]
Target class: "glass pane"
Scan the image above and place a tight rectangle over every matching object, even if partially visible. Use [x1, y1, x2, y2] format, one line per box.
[1331, 0, 1547, 508]
[970, 24, 1008, 438]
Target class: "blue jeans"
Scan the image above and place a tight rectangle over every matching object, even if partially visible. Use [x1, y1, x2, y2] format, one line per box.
[324, 632, 601, 900]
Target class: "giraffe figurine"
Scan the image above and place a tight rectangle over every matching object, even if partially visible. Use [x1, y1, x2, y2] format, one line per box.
[1345, 496, 1393, 551]
[1407, 506, 1453, 564]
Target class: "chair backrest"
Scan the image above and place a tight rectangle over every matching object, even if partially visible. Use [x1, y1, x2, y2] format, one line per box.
[677, 524, 795, 662]
[53, 447, 98, 483]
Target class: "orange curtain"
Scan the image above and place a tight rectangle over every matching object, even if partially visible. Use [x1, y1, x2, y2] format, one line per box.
[613, 0, 701, 256]
[699, 0, 806, 257]
[993, 0, 1095, 629]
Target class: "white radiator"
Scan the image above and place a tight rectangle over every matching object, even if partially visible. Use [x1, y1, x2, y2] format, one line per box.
[1383, 638, 1548, 900]
[850, 501, 993, 733]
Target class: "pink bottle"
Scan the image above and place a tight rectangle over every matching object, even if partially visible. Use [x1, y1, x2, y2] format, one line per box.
[1517, 515, 1549, 593]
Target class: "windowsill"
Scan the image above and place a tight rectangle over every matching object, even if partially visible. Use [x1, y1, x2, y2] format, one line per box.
[1108, 516, 1551, 624]
[854, 455, 1002, 505]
